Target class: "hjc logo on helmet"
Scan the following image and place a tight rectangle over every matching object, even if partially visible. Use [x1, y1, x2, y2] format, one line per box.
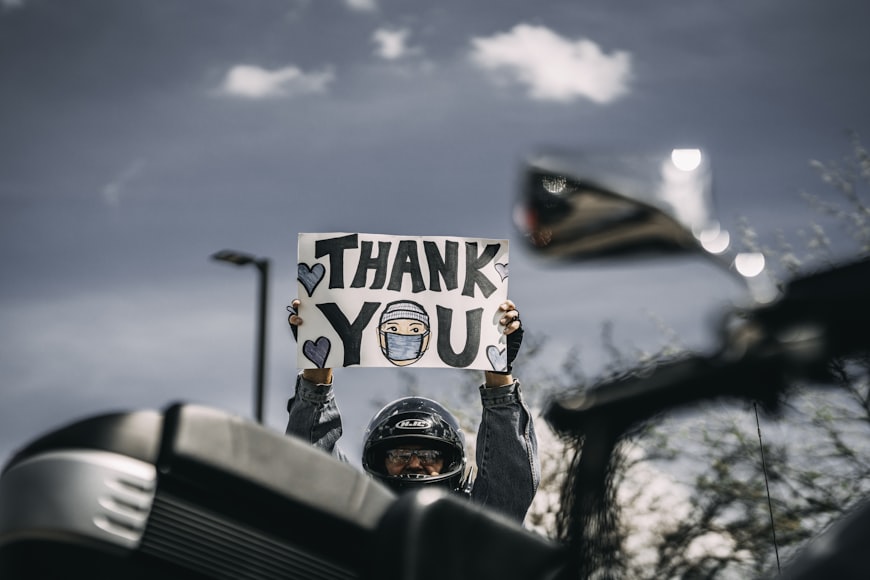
[395, 418, 432, 429]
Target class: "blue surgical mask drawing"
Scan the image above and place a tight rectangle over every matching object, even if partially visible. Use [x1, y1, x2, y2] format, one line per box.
[381, 331, 431, 362]
[378, 300, 431, 366]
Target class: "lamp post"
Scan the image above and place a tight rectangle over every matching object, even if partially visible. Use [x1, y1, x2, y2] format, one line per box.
[211, 249, 270, 424]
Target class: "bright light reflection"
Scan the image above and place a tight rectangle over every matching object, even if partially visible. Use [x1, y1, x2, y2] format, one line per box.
[734, 252, 766, 278]
[542, 175, 567, 194]
[698, 225, 731, 254]
[671, 148, 703, 172]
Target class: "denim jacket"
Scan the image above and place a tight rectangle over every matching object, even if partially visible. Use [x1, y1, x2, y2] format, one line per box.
[285, 373, 539, 523]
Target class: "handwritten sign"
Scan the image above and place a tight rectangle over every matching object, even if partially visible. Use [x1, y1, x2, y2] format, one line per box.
[295, 233, 510, 370]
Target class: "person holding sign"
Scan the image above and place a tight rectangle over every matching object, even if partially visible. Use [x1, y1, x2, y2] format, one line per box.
[285, 298, 538, 523]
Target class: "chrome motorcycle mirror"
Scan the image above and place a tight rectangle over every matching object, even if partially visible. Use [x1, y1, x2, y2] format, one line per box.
[515, 148, 777, 304]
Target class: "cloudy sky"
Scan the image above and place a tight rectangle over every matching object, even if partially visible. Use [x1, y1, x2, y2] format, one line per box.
[2, 0, 869, 463]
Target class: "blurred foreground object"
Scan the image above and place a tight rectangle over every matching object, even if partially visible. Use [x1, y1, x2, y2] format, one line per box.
[0, 403, 564, 579]
[515, 148, 776, 303]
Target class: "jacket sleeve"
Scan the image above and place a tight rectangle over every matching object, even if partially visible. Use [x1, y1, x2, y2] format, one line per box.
[470, 380, 540, 522]
[285, 372, 348, 462]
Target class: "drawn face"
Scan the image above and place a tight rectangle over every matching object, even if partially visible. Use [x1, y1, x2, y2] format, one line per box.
[377, 299, 432, 368]
[378, 301, 431, 366]
[379, 317, 431, 366]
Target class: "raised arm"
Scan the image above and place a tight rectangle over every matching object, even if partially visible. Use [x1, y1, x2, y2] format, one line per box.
[285, 299, 346, 460]
[471, 300, 540, 521]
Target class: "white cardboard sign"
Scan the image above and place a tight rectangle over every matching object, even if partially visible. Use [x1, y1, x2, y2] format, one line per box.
[295, 232, 510, 370]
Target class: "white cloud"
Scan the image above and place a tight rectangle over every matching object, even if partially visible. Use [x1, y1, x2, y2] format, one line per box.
[372, 27, 420, 61]
[218, 64, 334, 100]
[344, 0, 377, 12]
[469, 24, 632, 104]
[372, 28, 408, 60]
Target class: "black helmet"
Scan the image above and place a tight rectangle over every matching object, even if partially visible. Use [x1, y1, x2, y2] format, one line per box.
[362, 396, 468, 493]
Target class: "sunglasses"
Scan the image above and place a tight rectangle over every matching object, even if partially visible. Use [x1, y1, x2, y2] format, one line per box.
[385, 449, 443, 466]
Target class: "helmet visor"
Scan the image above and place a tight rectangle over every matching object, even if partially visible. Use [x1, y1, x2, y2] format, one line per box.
[385, 448, 443, 467]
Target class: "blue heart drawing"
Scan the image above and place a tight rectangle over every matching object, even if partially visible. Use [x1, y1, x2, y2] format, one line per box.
[486, 345, 507, 372]
[303, 337, 331, 368]
[495, 262, 509, 282]
[298, 262, 325, 297]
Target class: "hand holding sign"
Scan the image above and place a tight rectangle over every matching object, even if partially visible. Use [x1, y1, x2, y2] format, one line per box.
[495, 299, 523, 373]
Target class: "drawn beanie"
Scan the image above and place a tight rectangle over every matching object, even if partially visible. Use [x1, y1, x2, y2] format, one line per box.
[380, 300, 429, 326]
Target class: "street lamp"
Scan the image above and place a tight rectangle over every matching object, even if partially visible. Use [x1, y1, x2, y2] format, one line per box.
[211, 249, 270, 424]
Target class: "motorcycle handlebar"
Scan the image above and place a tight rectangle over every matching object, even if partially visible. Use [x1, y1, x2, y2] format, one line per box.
[546, 257, 870, 436]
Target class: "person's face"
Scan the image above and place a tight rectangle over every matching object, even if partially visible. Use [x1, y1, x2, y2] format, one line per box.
[384, 444, 444, 476]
